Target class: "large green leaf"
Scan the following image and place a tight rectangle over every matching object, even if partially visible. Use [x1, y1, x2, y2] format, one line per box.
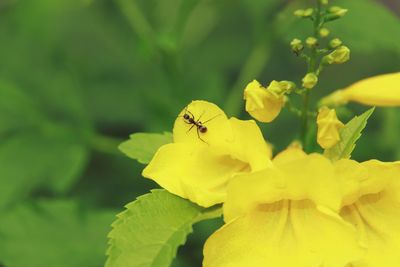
[106, 189, 221, 267]
[119, 132, 173, 164]
[0, 200, 115, 267]
[277, 0, 400, 54]
[324, 108, 375, 161]
[0, 83, 89, 209]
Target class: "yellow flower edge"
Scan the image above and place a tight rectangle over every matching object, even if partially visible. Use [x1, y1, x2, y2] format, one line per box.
[143, 100, 272, 207]
[321, 72, 400, 107]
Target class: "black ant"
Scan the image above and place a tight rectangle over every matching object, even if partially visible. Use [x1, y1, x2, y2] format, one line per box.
[182, 107, 220, 143]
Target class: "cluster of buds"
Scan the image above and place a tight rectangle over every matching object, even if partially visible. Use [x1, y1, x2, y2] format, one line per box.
[290, 1, 350, 92]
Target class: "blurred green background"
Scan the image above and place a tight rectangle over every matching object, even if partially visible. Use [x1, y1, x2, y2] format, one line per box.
[0, 0, 399, 266]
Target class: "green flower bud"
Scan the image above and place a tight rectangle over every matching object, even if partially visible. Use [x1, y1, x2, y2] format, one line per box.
[323, 46, 351, 65]
[329, 38, 343, 49]
[326, 6, 348, 21]
[290, 38, 304, 55]
[302, 73, 318, 89]
[319, 28, 330, 38]
[294, 9, 305, 17]
[303, 8, 314, 17]
[267, 80, 296, 97]
[306, 37, 318, 48]
[294, 8, 313, 18]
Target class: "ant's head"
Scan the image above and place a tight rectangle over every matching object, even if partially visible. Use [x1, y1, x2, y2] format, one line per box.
[183, 114, 190, 120]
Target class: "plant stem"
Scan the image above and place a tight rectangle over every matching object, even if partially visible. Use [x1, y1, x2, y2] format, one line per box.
[300, 0, 322, 146]
[90, 134, 124, 156]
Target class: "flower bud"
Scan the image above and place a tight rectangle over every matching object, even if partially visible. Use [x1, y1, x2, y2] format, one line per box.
[317, 107, 344, 149]
[326, 6, 348, 21]
[319, 28, 330, 38]
[267, 80, 296, 97]
[323, 46, 350, 65]
[329, 38, 342, 49]
[294, 8, 313, 18]
[244, 80, 285, 123]
[302, 73, 318, 89]
[290, 38, 304, 55]
[306, 37, 318, 48]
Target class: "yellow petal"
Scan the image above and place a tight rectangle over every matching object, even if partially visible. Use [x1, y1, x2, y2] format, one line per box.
[334, 159, 400, 207]
[142, 143, 248, 207]
[228, 118, 273, 171]
[322, 73, 400, 107]
[205, 200, 364, 267]
[333, 159, 368, 207]
[244, 80, 284, 123]
[342, 191, 400, 267]
[223, 149, 342, 222]
[316, 107, 344, 149]
[173, 100, 233, 147]
[340, 161, 400, 266]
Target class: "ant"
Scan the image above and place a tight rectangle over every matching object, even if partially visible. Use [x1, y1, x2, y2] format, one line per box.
[182, 107, 220, 143]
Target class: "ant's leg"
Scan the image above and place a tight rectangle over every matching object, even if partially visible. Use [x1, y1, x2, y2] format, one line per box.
[197, 128, 207, 144]
[202, 114, 222, 124]
[196, 110, 205, 124]
[187, 124, 195, 133]
[186, 108, 195, 119]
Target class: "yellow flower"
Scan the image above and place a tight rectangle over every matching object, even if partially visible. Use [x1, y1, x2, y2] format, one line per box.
[321, 72, 400, 107]
[203, 147, 365, 267]
[244, 80, 286, 123]
[340, 160, 400, 267]
[142, 100, 272, 207]
[316, 107, 344, 149]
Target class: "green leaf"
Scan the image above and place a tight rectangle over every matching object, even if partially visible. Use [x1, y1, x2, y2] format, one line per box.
[0, 83, 89, 209]
[0, 80, 43, 134]
[324, 108, 375, 161]
[0, 199, 115, 267]
[277, 0, 400, 54]
[106, 189, 222, 267]
[0, 129, 89, 210]
[119, 132, 173, 164]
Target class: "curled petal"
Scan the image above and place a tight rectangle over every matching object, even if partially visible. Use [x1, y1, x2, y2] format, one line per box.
[142, 143, 248, 207]
[205, 200, 364, 267]
[228, 118, 273, 171]
[244, 80, 284, 123]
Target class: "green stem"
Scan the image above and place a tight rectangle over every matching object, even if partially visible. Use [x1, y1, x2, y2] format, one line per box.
[300, 0, 322, 146]
[90, 134, 123, 156]
[115, 0, 155, 45]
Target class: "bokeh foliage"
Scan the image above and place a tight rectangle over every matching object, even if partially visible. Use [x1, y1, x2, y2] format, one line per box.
[0, 0, 399, 266]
